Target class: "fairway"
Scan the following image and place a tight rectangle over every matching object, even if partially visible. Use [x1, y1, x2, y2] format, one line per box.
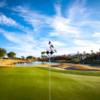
[0, 67, 100, 100]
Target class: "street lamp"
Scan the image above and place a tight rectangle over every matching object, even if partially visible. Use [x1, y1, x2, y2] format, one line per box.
[46, 41, 57, 64]
[42, 41, 56, 100]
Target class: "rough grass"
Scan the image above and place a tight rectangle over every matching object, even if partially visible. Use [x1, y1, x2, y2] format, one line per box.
[0, 67, 100, 100]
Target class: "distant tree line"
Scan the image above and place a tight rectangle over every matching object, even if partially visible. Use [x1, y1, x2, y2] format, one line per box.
[0, 47, 100, 65]
[39, 49, 100, 66]
[0, 47, 36, 60]
[0, 48, 16, 58]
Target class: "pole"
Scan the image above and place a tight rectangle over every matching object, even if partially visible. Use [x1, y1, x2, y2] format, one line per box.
[49, 55, 51, 100]
[43, 41, 56, 100]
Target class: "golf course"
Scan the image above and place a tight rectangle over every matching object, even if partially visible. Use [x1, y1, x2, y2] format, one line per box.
[0, 66, 100, 100]
[0, 0, 100, 100]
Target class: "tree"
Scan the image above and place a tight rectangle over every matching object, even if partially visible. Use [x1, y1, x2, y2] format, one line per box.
[0, 48, 6, 58]
[26, 56, 35, 60]
[7, 52, 16, 58]
[21, 56, 25, 60]
[41, 51, 46, 58]
[91, 50, 94, 54]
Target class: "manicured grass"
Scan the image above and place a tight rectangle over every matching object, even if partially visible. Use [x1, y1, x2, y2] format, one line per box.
[0, 66, 100, 100]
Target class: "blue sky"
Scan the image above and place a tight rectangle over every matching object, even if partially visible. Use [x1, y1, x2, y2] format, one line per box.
[0, 0, 100, 57]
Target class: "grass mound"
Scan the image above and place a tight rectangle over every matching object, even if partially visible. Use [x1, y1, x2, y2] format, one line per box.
[0, 67, 100, 100]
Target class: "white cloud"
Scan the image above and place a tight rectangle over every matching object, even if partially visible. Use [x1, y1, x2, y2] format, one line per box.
[11, 1, 100, 55]
[0, 14, 18, 26]
[74, 39, 91, 46]
[13, 6, 52, 32]
[0, 28, 39, 56]
[1, 0, 100, 56]
[48, 2, 82, 38]
[50, 16, 79, 34]
[49, 16, 80, 38]
[68, 0, 89, 21]
[13, 5, 81, 38]
[67, 0, 100, 31]
[55, 3, 62, 16]
[73, 39, 100, 53]
[93, 32, 100, 37]
[0, 13, 29, 32]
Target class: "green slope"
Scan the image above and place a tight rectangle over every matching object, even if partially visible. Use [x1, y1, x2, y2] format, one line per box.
[0, 67, 100, 100]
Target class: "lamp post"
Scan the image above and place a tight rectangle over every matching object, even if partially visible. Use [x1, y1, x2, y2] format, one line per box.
[48, 41, 56, 100]
[46, 41, 56, 64]
[42, 41, 56, 100]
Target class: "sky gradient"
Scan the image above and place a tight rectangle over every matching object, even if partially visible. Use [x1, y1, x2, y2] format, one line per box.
[0, 0, 100, 57]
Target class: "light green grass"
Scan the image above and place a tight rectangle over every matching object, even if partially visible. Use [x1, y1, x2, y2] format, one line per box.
[0, 66, 100, 100]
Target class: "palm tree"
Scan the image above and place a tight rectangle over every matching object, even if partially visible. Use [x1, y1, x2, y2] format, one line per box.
[41, 51, 46, 57]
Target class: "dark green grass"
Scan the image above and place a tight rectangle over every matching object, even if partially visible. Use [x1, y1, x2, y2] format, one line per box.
[40, 67, 100, 76]
[0, 66, 100, 100]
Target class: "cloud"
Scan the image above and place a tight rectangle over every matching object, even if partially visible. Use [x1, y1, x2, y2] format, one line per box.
[13, 4, 81, 38]
[55, 3, 62, 16]
[93, 32, 100, 37]
[67, 0, 100, 31]
[0, 13, 30, 33]
[0, 28, 39, 56]
[1, 0, 100, 57]
[74, 39, 94, 46]
[13, 6, 52, 32]
[73, 39, 100, 53]
[49, 16, 80, 37]
[68, 0, 88, 21]
[48, 1, 85, 38]
[12, 1, 100, 55]
[0, 14, 19, 26]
